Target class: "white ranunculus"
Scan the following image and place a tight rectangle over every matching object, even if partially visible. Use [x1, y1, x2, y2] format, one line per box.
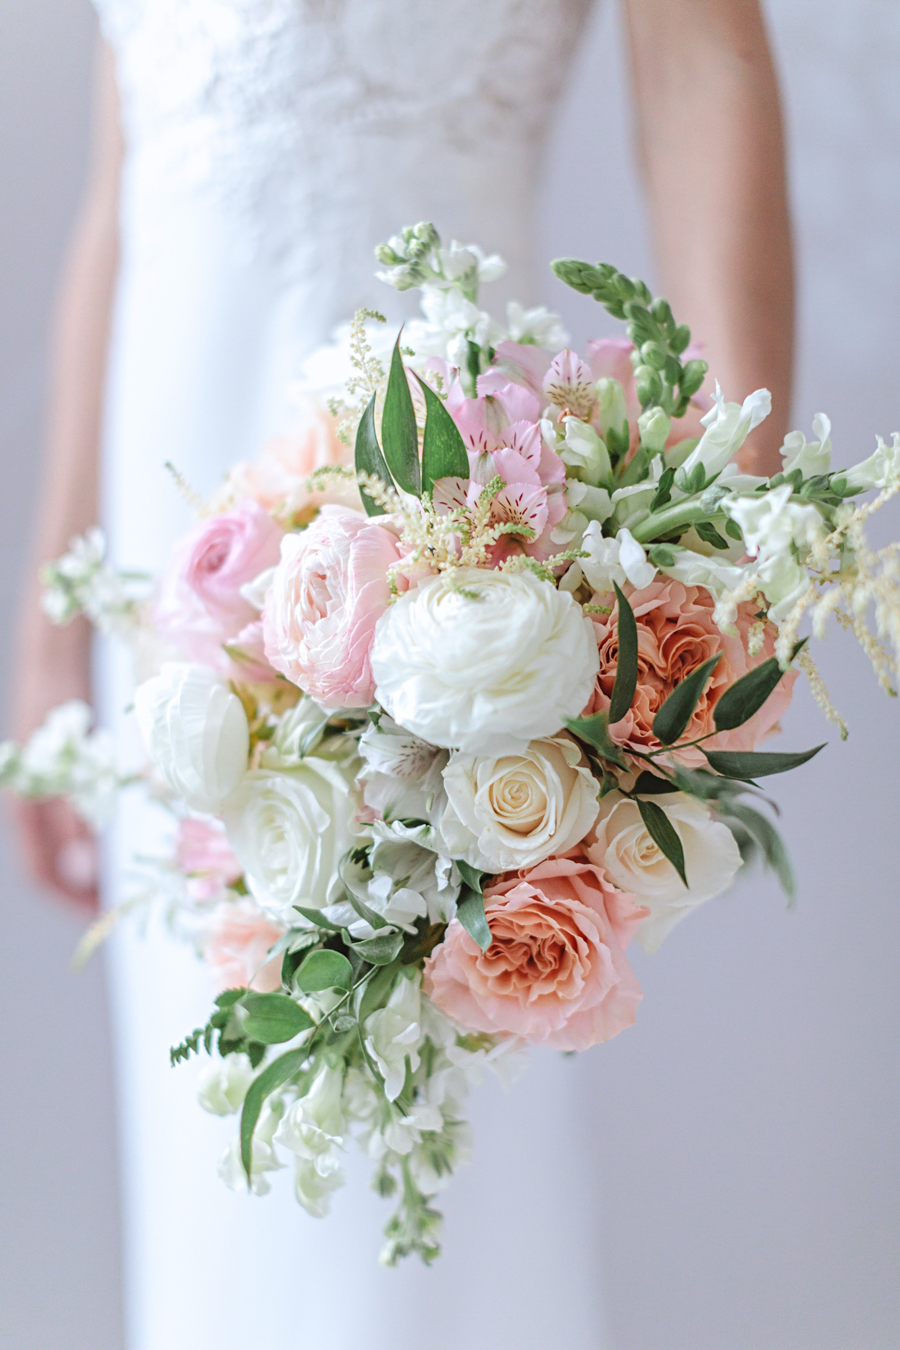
[780, 413, 832, 479]
[197, 1053, 255, 1116]
[134, 663, 249, 813]
[440, 734, 600, 871]
[679, 384, 772, 482]
[589, 791, 741, 954]
[579, 521, 656, 594]
[364, 973, 424, 1102]
[221, 760, 356, 924]
[371, 568, 599, 755]
[840, 431, 900, 493]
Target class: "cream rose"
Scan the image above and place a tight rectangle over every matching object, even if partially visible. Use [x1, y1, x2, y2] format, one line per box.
[134, 663, 249, 814]
[440, 735, 600, 871]
[370, 568, 599, 754]
[587, 791, 741, 953]
[221, 761, 356, 924]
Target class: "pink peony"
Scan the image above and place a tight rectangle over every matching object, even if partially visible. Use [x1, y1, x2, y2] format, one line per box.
[584, 580, 796, 766]
[262, 505, 404, 708]
[155, 500, 283, 671]
[203, 897, 285, 994]
[176, 819, 243, 902]
[424, 855, 647, 1051]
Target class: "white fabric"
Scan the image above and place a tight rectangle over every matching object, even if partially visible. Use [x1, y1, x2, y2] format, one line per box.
[94, 2, 613, 1347]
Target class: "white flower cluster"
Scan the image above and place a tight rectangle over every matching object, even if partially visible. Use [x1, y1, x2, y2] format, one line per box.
[0, 701, 118, 827]
[40, 528, 149, 636]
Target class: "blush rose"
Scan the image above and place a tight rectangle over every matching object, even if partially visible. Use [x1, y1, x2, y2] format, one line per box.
[203, 898, 285, 994]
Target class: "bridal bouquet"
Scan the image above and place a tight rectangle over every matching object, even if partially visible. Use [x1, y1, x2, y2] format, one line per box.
[6, 222, 900, 1263]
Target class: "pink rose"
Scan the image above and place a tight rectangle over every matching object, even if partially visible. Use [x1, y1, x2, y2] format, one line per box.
[155, 500, 283, 671]
[203, 898, 285, 994]
[424, 855, 647, 1051]
[227, 398, 359, 520]
[176, 819, 243, 902]
[584, 580, 796, 765]
[262, 505, 404, 708]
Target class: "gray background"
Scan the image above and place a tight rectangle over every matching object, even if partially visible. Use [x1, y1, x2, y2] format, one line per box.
[1, 1, 898, 1347]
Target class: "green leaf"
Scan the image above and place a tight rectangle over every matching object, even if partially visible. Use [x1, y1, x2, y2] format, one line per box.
[703, 744, 825, 779]
[294, 949, 353, 993]
[649, 467, 675, 513]
[293, 905, 345, 933]
[608, 582, 639, 724]
[565, 712, 629, 770]
[355, 959, 402, 1026]
[352, 931, 404, 966]
[354, 392, 394, 516]
[637, 798, 688, 886]
[713, 656, 791, 732]
[214, 988, 247, 1009]
[240, 1047, 308, 1182]
[347, 889, 392, 932]
[632, 770, 679, 795]
[412, 372, 469, 493]
[724, 802, 795, 901]
[693, 521, 730, 551]
[616, 446, 650, 488]
[240, 991, 314, 1044]
[455, 859, 486, 893]
[381, 335, 421, 496]
[456, 885, 493, 953]
[652, 653, 722, 745]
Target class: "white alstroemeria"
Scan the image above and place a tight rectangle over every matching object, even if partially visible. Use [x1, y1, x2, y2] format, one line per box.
[238, 565, 277, 612]
[440, 734, 600, 872]
[364, 973, 425, 1102]
[218, 1098, 285, 1197]
[197, 1053, 256, 1117]
[505, 301, 568, 350]
[638, 407, 671, 454]
[780, 413, 832, 479]
[0, 700, 119, 828]
[839, 431, 900, 493]
[590, 792, 742, 953]
[259, 698, 330, 768]
[580, 522, 656, 594]
[655, 545, 746, 598]
[560, 417, 612, 487]
[679, 384, 772, 483]
[135, 664, 249, 814]
[221, 759, 356, 924]
[358, 715, 449, 826]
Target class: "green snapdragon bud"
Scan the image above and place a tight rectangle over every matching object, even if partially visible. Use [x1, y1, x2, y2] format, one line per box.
[638, 407, 671, 454]
[595, 377, 629, 445]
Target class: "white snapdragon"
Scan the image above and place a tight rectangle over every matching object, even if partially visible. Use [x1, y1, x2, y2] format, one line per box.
[504, 301, 569, 350]
[364, 973, 425, 1102]
[679, 384, 772, 483]
[780, 413, 832, 479]
[590, 792, 741, 953]
[0, 701, 119, 828]
[440, 735, 600, 871]
[371, 568, 599, 755]
[222, 759, 356, 924]
[327, 824, 460, 936]
[404, 288, 502, 370]
[560, 417, 612, 487]
[197, 1053, 255, 1116]
[274, 1064, 347, 1217]
[135, 664, 249, 813]
[358, 715, 449, 826]
[39, 528, 147, 636]
[655, 545, 745, 599]
[218, 1098, 285, 1197]
[839, 431, 900, 493]
[574, 522, 656, 594]
[724, 483, 826, 622]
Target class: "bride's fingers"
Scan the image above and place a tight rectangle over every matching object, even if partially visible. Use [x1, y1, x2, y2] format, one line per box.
[12, 797, 100, 913]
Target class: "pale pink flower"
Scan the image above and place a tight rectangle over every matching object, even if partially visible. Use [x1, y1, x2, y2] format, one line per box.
[543, 350, 597, 421]
[583, 579, 796, 766]
[203, 898, 285, 994]
[262, 506, 404, 708]
[176, 819, 243, 902]
[155, 501, 283, 672]
[424, 854, 647, 1050]
[226, 398, 359, 520]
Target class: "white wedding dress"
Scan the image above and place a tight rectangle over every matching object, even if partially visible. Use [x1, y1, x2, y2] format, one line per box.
[92, 3, 613, 1347]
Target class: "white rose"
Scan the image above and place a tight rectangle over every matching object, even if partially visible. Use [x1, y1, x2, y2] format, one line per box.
[440, 734, 600, 871]
[197, 1053, 255, 1116]
[221, 760, 356, 924]
[370, 569, 599, 754]
[135, 663, 249, 814]
[589, 791, 741, 953]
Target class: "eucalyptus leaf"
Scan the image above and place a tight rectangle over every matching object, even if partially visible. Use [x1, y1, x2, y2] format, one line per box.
[724, 801, 795, 901]
[413, 372, 469, 492]
[381, 335, 421, 496]
[608, 582, 638, 723]
[565, 712, 629, 770]
[214, 988, 247, 1009]
[295, 949, 353, 993]
[456, 884, 493, 953]
[352, 931, 405, 966]
[652, 653, 722, 746]
[354, 393, 393, 516]
[703, 744, 825, 779]
[240, 991, 314, 1045]
[240, 1047, 308, 1181]
[713, 656, 789, 732]
[637, 798, 688, 886]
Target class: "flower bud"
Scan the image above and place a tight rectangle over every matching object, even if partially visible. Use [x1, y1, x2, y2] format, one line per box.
[560, 417, 612, 487]
[638, 407, 671, 454]
[594, 377, 629, 452]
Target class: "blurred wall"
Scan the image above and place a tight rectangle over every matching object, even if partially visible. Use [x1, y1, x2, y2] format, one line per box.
[1, 2, 898, 1348]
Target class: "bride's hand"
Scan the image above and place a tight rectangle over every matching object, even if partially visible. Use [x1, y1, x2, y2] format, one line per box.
[11, 617, 100, 913]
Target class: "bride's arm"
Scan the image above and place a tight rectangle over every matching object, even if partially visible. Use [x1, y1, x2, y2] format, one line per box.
[625, 0, 793, 475]
[12, 40, 122, 910]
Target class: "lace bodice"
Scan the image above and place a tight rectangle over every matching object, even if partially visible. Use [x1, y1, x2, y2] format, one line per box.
[94, 0, 594, 300]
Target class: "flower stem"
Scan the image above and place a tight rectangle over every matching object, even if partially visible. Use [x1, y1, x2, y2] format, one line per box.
[631, 498, 707, 543]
